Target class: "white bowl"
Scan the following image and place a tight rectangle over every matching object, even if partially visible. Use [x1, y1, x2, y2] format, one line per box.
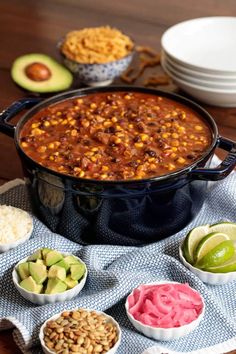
[162, 57, 236, 89]
[12, 252, 87, 305]
[0, 208, 33, 253]
[179, 246, 236, 285]
[39, 308, 121, 354]
[162, 50, 236, 81]
[125, 281, 205, 341]
[161, 17, 236, 74]
[162, 61, 236, 106]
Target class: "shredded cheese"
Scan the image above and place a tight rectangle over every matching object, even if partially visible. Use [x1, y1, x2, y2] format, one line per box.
[0, 205, 33, 244]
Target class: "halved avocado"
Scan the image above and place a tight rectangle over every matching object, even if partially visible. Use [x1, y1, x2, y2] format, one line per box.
[11, 53, 73, 93]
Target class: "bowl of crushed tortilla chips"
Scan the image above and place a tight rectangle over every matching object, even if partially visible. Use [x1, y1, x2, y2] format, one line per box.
[59, 26, 134, 86]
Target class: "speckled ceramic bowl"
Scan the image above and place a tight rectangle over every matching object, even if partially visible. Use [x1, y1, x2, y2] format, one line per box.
[59, 46, 134, 87]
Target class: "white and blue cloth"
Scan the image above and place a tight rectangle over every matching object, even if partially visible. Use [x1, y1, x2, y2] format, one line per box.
[0, 156, 235, 354]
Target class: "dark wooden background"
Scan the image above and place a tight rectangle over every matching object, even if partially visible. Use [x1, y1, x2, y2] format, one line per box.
[0, 0, 236, 353]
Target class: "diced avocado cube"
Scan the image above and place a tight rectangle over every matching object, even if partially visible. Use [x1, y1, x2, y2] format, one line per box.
[63, 255, 81, 265]
[20, 276, 43, 294]
[45, 277, 67, 294]
[41, 248, 53, 260]
[45, 250, 63, 267]
[64, 275, 78, 289]
[56, 258, 70, 272]
[36, 259, 45, 265]
[27, 249, 42, 261]
[48, 265, 66, 281]
[17, 262, 30, 281]
[29, 262, 47, 284]
[70, 263, 86, 281]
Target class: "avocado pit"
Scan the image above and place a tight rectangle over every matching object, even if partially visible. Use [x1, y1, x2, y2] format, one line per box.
[25, 62, 52, 81]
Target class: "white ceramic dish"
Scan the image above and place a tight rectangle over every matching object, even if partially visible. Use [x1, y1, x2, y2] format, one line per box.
[162, 50, 236, 81]
[161, 17, 236, 74]
[12, 252, 87, 305]
[125, 281, 205, 341]
[39, 308, 121, 354]
[162, 57, 236, 89]
[0, 209, 33, 253]
[162, 61, 236, 106]
[179, 246, 236, 285]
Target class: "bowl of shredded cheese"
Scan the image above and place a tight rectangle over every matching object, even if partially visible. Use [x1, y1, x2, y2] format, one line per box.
[0, 205, 33, 252]
[58, 26, 134, 86]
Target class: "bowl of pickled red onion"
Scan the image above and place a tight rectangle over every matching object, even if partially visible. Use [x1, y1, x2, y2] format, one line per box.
[125, 281, 205, 341]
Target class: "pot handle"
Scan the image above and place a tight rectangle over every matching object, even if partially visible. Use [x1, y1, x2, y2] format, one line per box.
[189, 136, 236, 181]
[0, 97, 41, 137]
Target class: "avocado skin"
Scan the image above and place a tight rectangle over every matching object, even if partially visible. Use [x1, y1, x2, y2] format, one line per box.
[11, 53, 73, 93]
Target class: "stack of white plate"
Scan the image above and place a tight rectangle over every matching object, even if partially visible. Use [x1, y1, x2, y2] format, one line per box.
[161, 17, 236, 107]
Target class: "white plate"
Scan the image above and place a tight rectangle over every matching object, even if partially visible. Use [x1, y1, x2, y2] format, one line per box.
[161, 17, 236, 74]
[162, 57, 236, 89]
[162, 50, 236, 81]
[162, 61, 236, 106]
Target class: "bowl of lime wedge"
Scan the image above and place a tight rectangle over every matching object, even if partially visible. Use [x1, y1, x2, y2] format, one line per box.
[179, 221, 236, 285]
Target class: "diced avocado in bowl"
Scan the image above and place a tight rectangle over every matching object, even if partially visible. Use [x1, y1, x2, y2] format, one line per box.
[12, 248, 87, 305]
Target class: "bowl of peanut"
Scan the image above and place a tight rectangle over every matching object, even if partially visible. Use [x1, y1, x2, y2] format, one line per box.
[39, 308, 121, 354]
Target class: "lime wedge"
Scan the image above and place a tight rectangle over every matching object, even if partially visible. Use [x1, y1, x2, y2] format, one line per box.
[194, 232, 230, 263]
[195, 240, 235, 269]
[182, 224, 209, 264]
[205, 253, 236, 273]
[209, 222, 236, 240]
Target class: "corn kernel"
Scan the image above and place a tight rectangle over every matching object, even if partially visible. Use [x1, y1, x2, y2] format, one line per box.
[111, 117, 118, 123]
[135, 142, 144, 148]
[91, 156, 97, 162]
[43, 121, 50, 127]
[62, 119, 68, 125]
[140, 134, 149, 142]
[102, 166, 109, 172]
[74, 167, 81, 172]
[81, 120, 90, 128]
[166, 122, 171, 127]
[31, 123, 39, 129]
[182, 142, 187, 146]
[103, 121, 112, 127]
[177, 157, 186, 164]
[101, 174, 108, 179]
[162, 133, 168, 139]
[165, 114, 171, 119]
[90, 103, 97, 109]
[77, 98, 83, 104]
[21, 142, 28, 148]
[114, 137, 122, 144]
[195, 125, 203, 131]
[79, 171, 85, 178]
[170, 153, 177, 158]
[70, 119, 76, 126]
[178, 126, 185, 132]
[56, 111, 62, 116]
[190, 134, 195, 139]
[48, 143, 55, 149]
[91, 147, 98, 152]
[168, 163, 175, 170]
[51, 120, 59, 125]
[37, 146, 47, 153]
[172, 147, 177, 152]
[49, 155, 54, 161]
[31, 128, 44, 136]
[128, 124, 134, 129]
[171, 140, 180, 147]
[71, 129, 78, 136]
[171, 133, 179, 139]
[124, 95, 131, 99]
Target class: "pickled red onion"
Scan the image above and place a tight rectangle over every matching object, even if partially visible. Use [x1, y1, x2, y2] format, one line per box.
[127, 283, 203, 328]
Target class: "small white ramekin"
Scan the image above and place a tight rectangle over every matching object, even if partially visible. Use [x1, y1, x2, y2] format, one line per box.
[12, 252, 87, 305]
[179, 245, 236, 285]
[39, 308, 121, 354]
[125, 281, 205, 341]
[0, 211, 33, 253]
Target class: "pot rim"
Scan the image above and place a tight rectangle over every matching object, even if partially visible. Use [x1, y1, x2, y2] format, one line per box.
[15, 86, 218, 185]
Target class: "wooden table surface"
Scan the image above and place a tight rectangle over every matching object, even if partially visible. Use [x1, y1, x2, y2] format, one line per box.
[0, 0, 236, 353]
